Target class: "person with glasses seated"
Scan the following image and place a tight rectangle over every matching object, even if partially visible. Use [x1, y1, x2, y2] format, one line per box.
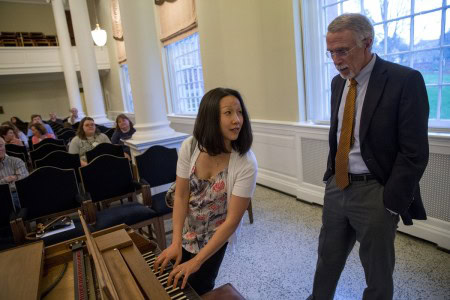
[68, 117, 111, 166]
[307, 13, 429, 300]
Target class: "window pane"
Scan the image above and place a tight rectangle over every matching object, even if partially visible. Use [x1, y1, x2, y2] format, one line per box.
[324, 0, 337, 6]
[444, 48, 450, 83]
[327, 63, 339, 87]
[414, 11, 441, 50]
[387, 0, 410, 20]
[442, 86, 450, 119]
[413, 50, 440, 84]
[325, 4, 340, 31]
[386, 53, 411, 67]
[364, 0, 383, 23]
[445, 9, 450, 45]
[342, 0, 361, 13]
[387, 18, 410, 53]
[373, 24, 385, 55]
[415, 0, 442, 13]
[427, 86, 439, 119]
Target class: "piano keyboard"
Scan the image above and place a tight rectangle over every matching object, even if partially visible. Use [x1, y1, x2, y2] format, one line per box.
[142, 250, 201, 300]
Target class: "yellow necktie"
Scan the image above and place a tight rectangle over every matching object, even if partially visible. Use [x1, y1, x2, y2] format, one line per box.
[335, 78, 357, 190]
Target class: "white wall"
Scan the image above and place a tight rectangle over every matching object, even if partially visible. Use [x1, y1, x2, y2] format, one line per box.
[0, 73, 70, 122]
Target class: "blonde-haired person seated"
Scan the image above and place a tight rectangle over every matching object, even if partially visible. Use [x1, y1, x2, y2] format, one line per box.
[68, 117, 110, 166]
[31, 123, 56, 145]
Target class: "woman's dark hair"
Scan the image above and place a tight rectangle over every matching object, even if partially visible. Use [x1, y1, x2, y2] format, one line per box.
[31, 123, 47, 135]
[10, 117, 27, 133]
[11, 116, 25, 125]
[193, 87, 252, 156]
[115, 114, 134, 132]
[0, 125, 13, 138]
[1, 121, 20, 138]
[76, 117, 100, 140]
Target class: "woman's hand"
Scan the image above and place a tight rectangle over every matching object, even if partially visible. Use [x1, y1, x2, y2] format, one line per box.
[153, 243, 183, 276]
[167, 257, 202, 290]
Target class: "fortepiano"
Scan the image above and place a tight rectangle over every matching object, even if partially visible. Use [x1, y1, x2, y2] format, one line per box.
[0, 212, 201, 300]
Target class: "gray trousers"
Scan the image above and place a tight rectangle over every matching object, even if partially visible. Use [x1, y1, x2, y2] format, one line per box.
[310, 175, 399, 300]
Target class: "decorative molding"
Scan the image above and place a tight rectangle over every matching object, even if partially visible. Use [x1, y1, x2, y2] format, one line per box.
[0, 46, 110, 75]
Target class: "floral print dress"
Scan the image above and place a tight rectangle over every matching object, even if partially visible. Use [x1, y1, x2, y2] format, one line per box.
[182, 165, 228, 254]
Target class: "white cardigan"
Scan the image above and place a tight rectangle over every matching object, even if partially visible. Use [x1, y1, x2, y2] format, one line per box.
[176, 136, 258, 249]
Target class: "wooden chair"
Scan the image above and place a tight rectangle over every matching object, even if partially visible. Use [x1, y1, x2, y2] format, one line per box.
[0, 184, 20, 250]
[135, 145, 178, 249]
[30, 143, 67, 168]
[32, 138, 65, 150]
[5, 151, 26, 163]
[85, 143, 124, 163]
[57, 130, 76, 145]
[15, 167, 85, 245]
[0, 39, 18, 47]
[5, 144, 30, 168]
[79, 154, 165, 248]
[104, 128, 115, 140]
[29, 32, 44, 39]
[96, 124, 109, 133]
[34, 39, 50, 46]
[56, 127, 74, 135]
[34, 150, 82, 183]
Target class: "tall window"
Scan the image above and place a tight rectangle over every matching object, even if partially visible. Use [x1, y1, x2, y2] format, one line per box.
[165, 33, 204, 114]
[120, 64, 134, 113]
[303, 0, 450, 130]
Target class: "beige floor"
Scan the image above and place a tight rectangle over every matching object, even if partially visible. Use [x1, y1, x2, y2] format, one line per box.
[167, 185, 450, 300]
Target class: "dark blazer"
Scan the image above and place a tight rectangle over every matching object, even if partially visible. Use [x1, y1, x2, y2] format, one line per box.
[324, 55, 429, 225]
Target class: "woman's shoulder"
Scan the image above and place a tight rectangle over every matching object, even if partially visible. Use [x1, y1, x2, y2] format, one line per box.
[232, 149, 257, 169]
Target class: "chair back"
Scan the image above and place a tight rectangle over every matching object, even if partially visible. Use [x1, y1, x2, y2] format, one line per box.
[0, 184, 15, 230]
[96, 125, 109, 133]
[57, 130, 76, 145]
[56, 127, 74, 136]
[15, 166, 80, 222]
[34, 150, 81, 182]
[72, 122, 80, 130]
[5, 151, 26, 163]
[104, 128, 115, 140]
[30, 143, 67, 167]
[80, 154, 134, 203]
[135, 145, 178, 187]
[5, 144, 29, 163]
[33, 138, 65, 149]
[85, 143, 124, 163]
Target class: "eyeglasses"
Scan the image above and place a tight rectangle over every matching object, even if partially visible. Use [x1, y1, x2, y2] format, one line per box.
[326, 45, 358, 58]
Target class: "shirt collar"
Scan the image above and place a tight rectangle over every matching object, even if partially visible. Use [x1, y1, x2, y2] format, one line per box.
[349, 53, 376, 87]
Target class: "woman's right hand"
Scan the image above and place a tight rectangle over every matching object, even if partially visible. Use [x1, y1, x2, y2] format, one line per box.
[153, 243, 182, 276]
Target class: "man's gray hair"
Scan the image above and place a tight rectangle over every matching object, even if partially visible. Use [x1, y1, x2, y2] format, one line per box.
[328, 13, 374, 49]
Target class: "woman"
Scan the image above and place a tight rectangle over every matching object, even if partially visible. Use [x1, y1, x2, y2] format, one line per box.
[68, 117, 111, 166]
[1, 121, 28, 148]
[0, 125, 24, 146]
[10, 116, 28, 134]
[30, 123, 55, 145]
[153, 88, 257, 295]
[111, 114, 135, 159]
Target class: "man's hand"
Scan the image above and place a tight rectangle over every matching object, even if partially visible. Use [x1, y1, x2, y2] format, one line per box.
[4, 175, 17, 183]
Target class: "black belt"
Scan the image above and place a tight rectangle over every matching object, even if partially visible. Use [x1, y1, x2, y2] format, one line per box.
[348, 173, 376, 182]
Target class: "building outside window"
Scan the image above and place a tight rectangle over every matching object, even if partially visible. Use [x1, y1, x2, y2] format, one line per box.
[165, 32, 204, 115]
[303, 0, 450, 130]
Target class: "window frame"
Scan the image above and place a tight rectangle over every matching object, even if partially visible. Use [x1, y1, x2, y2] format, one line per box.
[301, 0, 450, 131]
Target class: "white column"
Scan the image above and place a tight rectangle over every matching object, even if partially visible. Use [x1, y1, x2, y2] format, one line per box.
[68, 0, 111, 125]
[51, 0, 85, 118]
[118, 0, 181, 142]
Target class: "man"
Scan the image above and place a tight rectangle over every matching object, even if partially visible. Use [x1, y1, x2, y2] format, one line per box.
[26, 114, 55, 137]
[308, 14, 429, 300]
[48, 112, 64, 125]
[0, 137, 29, 210]
[67, 107, 82, 125]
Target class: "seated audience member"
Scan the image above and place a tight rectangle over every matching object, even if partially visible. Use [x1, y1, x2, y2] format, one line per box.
[0, 126, 24, 146]
[30, 123, 56, 145]
[0, 137, 29, 210]
[1, 121, 29, 148]
[27, 114, 55, 137]
[111, 114, 136, 159]
[10, 116, 28, 134]
[68, 117, 111, 166]
[67, 107, 82, 125]
[48, 112, 64, 125]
